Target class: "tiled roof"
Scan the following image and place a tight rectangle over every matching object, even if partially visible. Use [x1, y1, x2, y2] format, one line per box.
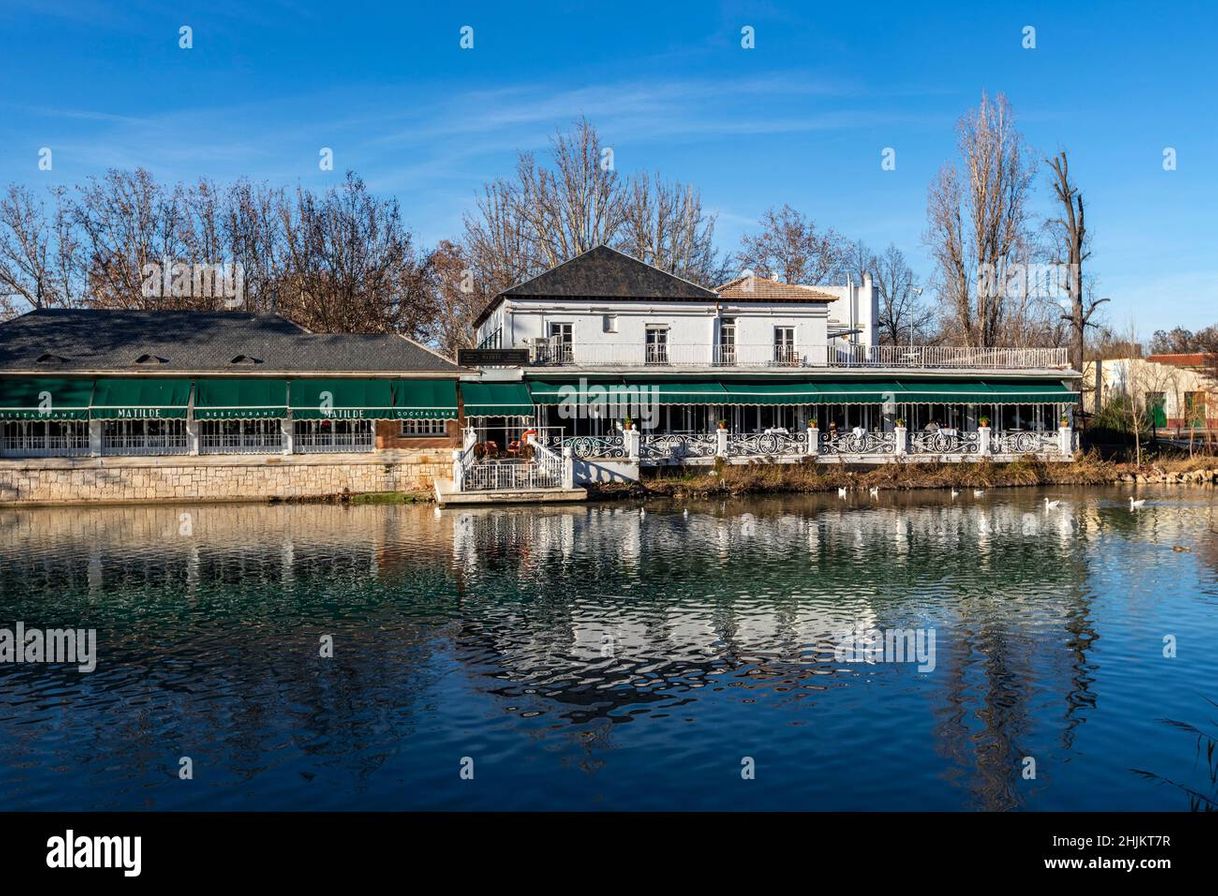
[1146, 352, 1217, 368]
[0, 309, 461, 374]
[716, 276, 838, 303]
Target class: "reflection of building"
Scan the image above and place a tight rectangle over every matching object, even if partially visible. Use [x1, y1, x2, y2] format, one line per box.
[1084, 354, 1216, 434]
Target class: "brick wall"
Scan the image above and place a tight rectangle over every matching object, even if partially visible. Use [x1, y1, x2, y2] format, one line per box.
[375, 418, 462, 450]
[0, 449, 451, 506]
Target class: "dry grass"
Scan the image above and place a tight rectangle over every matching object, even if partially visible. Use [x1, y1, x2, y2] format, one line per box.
[608, 450, 1152, 499]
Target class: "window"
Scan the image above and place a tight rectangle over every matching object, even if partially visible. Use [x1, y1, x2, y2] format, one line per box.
[773, 327, 796, 366]
[400, 419, 448, 437]
[718, 318, 736, 366]
[102, 419, 189, 456]
[603, 314, 617, 333]
[645, 325, 669, 365]
[547, 322, 573, 364]
[199, 419, 283, 454]
[295, 419, 374, 453]
[1184, 392, 1207, 429]
[1, 420, 89, 457]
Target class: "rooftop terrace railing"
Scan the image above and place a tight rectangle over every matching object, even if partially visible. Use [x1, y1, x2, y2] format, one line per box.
[527, 341, 1070, 370]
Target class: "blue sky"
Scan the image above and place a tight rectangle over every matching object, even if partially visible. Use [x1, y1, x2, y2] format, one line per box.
[1, 0, 1215, 334]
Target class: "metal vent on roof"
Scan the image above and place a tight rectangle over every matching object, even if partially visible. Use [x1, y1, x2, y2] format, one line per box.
[229, 355, 264, 365]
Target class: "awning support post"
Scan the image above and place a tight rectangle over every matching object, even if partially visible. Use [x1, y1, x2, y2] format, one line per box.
[88, 420, 102, 458]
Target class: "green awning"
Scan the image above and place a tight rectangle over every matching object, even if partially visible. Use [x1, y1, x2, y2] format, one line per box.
[895, 380, 1073, 404]
[813, 381, 906, 404]
[91, 378, 191, 419]
[461, 382, 535, 417]
[290, 378, 396, 420]
[194, 378, 288, 420]
[720, 382, 822, 405]
[0, 377, 93, 420]
[393, 379, 458, 419]
[528, 380, 727, 406]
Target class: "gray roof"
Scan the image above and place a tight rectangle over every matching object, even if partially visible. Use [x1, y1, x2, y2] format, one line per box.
[476, 245, 718, 326]
[0, 309, 461, 375]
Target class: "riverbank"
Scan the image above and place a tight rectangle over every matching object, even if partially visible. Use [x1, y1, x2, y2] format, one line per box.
[588, 453, 1218, 499]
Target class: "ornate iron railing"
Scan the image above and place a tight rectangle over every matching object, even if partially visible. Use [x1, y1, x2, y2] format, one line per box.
[727, 430, 808, 457]
[991, 430, 1061, 455]
[639, 433, 718, 463]
[907, 430, 981, 456]
[819, 430, 897, 456]
[562, 433, 627, 459]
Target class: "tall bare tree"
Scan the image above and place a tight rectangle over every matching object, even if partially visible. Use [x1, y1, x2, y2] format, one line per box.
[424, 239, 482, 356]
[735, 204, 849, 284]
[618, 171, 722, 284]
[1046, 150, 1104, 382]
[926, 93, 1036, 346]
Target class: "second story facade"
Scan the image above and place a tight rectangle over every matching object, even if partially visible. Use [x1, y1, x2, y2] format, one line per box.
[473, 245, 1070, 374]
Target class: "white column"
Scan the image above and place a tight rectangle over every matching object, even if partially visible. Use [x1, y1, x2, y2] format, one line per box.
[716, 427, 728, 457]
[186, 417, 200, 455]
[451, 448, 465, 492]
[88, 419, 102, 457]
[281, 416, 294, 455]
[625, 428, 641, 461]
[562, 446, 575, 489]
[807, 426, 818, 456]
[1059, 424, 1073, 457]
[894, 425, 907, 456]
[978, 424, 991, 455]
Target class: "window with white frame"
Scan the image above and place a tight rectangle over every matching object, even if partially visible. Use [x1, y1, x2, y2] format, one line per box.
[645, 325, 669, 365]
[400, 419, 448, 437]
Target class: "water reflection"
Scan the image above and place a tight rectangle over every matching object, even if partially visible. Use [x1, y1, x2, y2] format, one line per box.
[1, 487, 1216, 810]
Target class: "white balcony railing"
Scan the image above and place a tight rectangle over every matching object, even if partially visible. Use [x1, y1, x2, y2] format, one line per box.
[527, 341, 1069, 370]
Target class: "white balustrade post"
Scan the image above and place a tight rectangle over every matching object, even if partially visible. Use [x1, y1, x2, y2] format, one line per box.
[186, 417, 200, 456]
[1059, 424, 1073, 457]
[716, 427, 729, 457]
[894, 425, 907, 457]
[451, 448, 464, 492]
[281, 416, 294, 455]
[807, 426, 818, 456]
[978, 425, 991, 455]
[625, 428, 640, 461]
[562, 446, 575, 489]
[88, 419, 103, 457]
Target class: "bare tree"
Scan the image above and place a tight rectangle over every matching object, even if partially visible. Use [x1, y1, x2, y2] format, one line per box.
[277, 172, 432, 335]
[736, 204, 849, 284]
[461, 117, 724, 303]
[1046, 150, 1105, 382]
[926, 93, 1036, 346]
[0, 184, 82, 313]
[424, 239, 481, 356]
[618, 172, 722, 285]
[871, 244, 935, 345]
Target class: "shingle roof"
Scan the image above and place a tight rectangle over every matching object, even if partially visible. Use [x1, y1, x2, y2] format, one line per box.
[475, 245, 718, 326]
[0, 309, 461, 374]
[716, 275, 838, 303]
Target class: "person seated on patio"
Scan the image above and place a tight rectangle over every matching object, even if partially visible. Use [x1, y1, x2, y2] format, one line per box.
[482, 439, 499, 457]
[763, 426, 789, 435]
[923, 420, 940, 433]
[851, 424, 866, 437]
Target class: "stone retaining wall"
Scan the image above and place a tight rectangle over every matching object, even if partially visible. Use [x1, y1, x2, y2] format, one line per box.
[0, 450, 449, 505]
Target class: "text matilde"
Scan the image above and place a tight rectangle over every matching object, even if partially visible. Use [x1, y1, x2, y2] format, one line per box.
[0, 622, 97, 672]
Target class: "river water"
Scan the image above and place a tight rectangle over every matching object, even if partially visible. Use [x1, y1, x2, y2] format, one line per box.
[1, 486, 1216, 811]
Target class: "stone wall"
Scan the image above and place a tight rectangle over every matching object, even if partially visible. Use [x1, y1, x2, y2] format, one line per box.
[0, 449, 450, 506]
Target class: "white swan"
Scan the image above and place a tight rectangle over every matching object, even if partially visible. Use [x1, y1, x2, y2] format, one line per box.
[837, 487, 848, 498]
[1130, 497, 1147, 510]
[869, 486, 879, 498]
[1044, 498, 1062, 510]
[950, 488, 959, 499]
[973, 489, 985, 498]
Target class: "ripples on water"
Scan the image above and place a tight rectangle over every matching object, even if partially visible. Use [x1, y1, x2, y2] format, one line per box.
[1, 486, 1216, 811]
